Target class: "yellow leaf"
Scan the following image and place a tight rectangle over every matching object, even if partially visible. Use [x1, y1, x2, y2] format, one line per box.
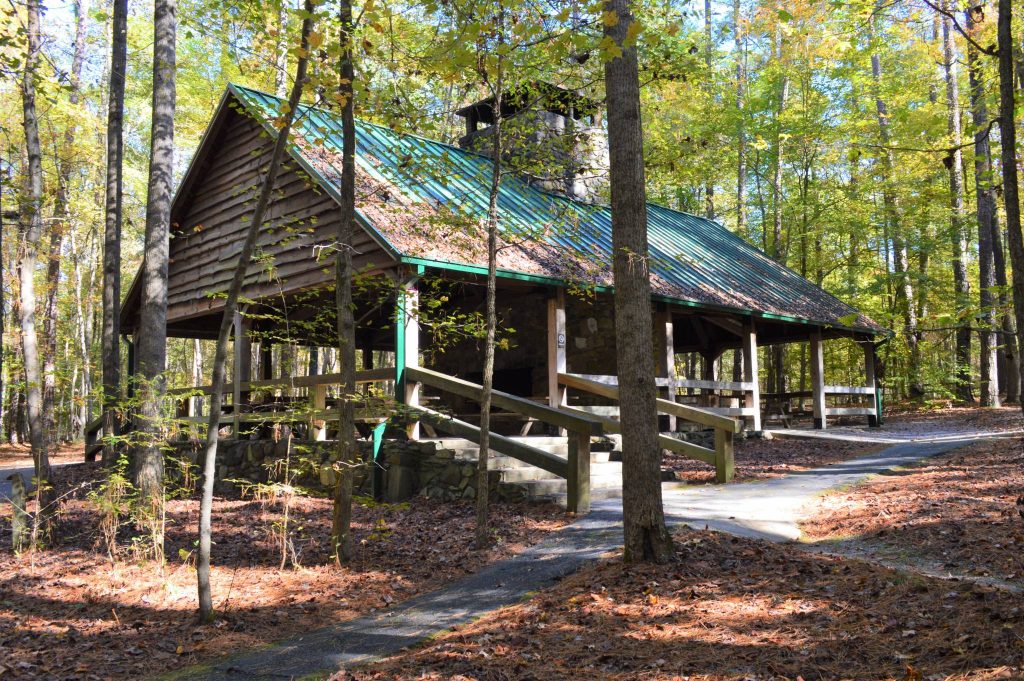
[308, 31, 323, 50]
[601, 10, 619, 27]
[624, 20, 643, 45]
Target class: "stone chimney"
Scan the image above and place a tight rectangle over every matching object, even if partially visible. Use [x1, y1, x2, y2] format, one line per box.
[455, 82, 609, 202]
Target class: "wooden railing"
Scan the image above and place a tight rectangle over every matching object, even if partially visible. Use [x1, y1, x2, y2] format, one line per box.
[406, 366, 603, 514]
[567, 373, 758, 418]
[558, 372, 741, 483]
[84, 368, 395, 460]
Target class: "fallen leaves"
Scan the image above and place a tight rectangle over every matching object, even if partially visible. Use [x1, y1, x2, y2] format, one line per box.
[0, 464, 569, 681]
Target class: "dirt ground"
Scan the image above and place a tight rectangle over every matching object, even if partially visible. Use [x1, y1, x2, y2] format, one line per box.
[347, 527, 1024, 681]
[0, 463, 569, 681]
[0, 442, 85, 468]
[801, 436, 1024, 586]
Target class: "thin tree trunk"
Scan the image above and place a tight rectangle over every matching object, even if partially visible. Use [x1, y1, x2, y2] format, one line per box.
[604, 0, 673, 563]
[870, 4, 922, 398]
[275, 0, 289, 97]
[476, 11, 504, 550]
[331, 0, 358, 564]
[135, 0, 176, 527]
[103, 0, 127, 461]
[770, 25, 788, 396]
[967, 5, 999, 407]
[703, 0, 714, 219]
[997, 0, 1024, 413]
[941, 4, 973, 403]
[733, 0, 746, 234]
[19, 0, 53, 524]
[197, 10, 313, 619]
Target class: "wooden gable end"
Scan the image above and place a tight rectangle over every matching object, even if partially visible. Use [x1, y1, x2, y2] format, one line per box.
[124, 98, 397, 335]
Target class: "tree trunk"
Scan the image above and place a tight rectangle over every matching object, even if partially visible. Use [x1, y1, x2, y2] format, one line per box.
[733, 0, 746, 235]
[941, 4, 973, 403]
[603, 0, 673, 563]
[331, 0, 358, 565]
[19, 0, 53, 524]
[967, 5, 1000, 407]
[997, 0, 1024, 413]
[703, 0, 714, 219]
[197, 10, 313, 619]
[134, 0, 176, 525]
[869, 5, 922, 398]
[102, 0, 127, 461]
[476, 16, 504, 550]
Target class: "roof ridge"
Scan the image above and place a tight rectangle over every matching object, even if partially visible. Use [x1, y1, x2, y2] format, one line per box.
[227, 83, 719, 225]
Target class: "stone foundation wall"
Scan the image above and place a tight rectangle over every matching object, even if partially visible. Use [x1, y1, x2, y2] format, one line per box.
[168, 438, 507, 503]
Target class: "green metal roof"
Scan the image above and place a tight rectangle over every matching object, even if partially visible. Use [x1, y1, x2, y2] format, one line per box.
[230, 84, 883, 335]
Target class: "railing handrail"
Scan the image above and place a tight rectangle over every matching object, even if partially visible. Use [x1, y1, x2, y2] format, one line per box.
[559, 373, 741, 433]
[166, 367, 394, 397]
[407, 366, 603, 436]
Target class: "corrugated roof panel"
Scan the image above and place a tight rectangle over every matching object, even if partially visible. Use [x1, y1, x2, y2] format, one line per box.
[231, 84, 882, 334]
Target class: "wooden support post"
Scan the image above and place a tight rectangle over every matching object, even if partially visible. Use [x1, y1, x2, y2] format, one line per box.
[864, 341, 879, 427]
[232, 312, 244, 437]
[310, 384, 327, 441]
[714, 427, 734, 483]
[396, 275, 421, 440]
[260, 344, 273, 380]
[547, 288, 567, 411]
[125, 337, 136, 400]
[810, 328, 826, 430]
[742, 318, 761, 432]
[699, 350, 719, 408]
[566, 430, 590, 514]
[654, 306, 677, 431]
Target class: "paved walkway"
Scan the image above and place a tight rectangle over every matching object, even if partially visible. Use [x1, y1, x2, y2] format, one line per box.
[165, 432, 995, 681]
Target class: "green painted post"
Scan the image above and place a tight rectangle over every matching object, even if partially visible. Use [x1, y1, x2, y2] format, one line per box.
[371, 420, 387, 500]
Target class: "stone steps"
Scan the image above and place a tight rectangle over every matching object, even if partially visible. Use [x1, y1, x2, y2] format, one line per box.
[421, 436, 622, 504]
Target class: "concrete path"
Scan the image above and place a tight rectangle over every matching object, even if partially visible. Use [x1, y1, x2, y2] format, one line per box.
[165, 434, 992, 681]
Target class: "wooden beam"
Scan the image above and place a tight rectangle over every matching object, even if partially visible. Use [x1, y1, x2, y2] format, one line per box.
[742, 318, 761, 432]
[863, 342, 880, 427]
[566, 431, 590, 514]
[407, 366, 603, 435]
[809, 328, 826, 430]
[654, 305, 677, 431]
[547, 288, 567, 411]
[558, 372, 741, 433]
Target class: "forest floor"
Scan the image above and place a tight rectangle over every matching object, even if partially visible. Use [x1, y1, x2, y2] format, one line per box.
[0, 460, 569, 681]
[800, 436, 1024, 591]
[0, 409, 1020, 680]
[346, 524, 1023, 681]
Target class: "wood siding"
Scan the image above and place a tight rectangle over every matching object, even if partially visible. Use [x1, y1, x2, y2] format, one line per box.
[126, 105, 396, 331]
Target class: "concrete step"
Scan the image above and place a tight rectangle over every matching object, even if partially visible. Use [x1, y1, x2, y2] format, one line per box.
[423, 438, 612, 466]
[495, 460, 622, 483]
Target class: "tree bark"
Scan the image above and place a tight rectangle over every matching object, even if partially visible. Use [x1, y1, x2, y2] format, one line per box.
[331, 0, 359, 564]
[941, 4, 973, 403]
[197, 8, 313, 619]
[19, 0, 52, 523]
[997, 0, 1024, 413]
[770, 24, 789, 396]
[733, 0, 746, 235]
[869, 4, 922, 398]
[967, 5, 1000, 407]
[603, 0, 673, 563]
[103, 0, 128, 459]
[134, 0, 176, 520]
[476, 11, 504, 549]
